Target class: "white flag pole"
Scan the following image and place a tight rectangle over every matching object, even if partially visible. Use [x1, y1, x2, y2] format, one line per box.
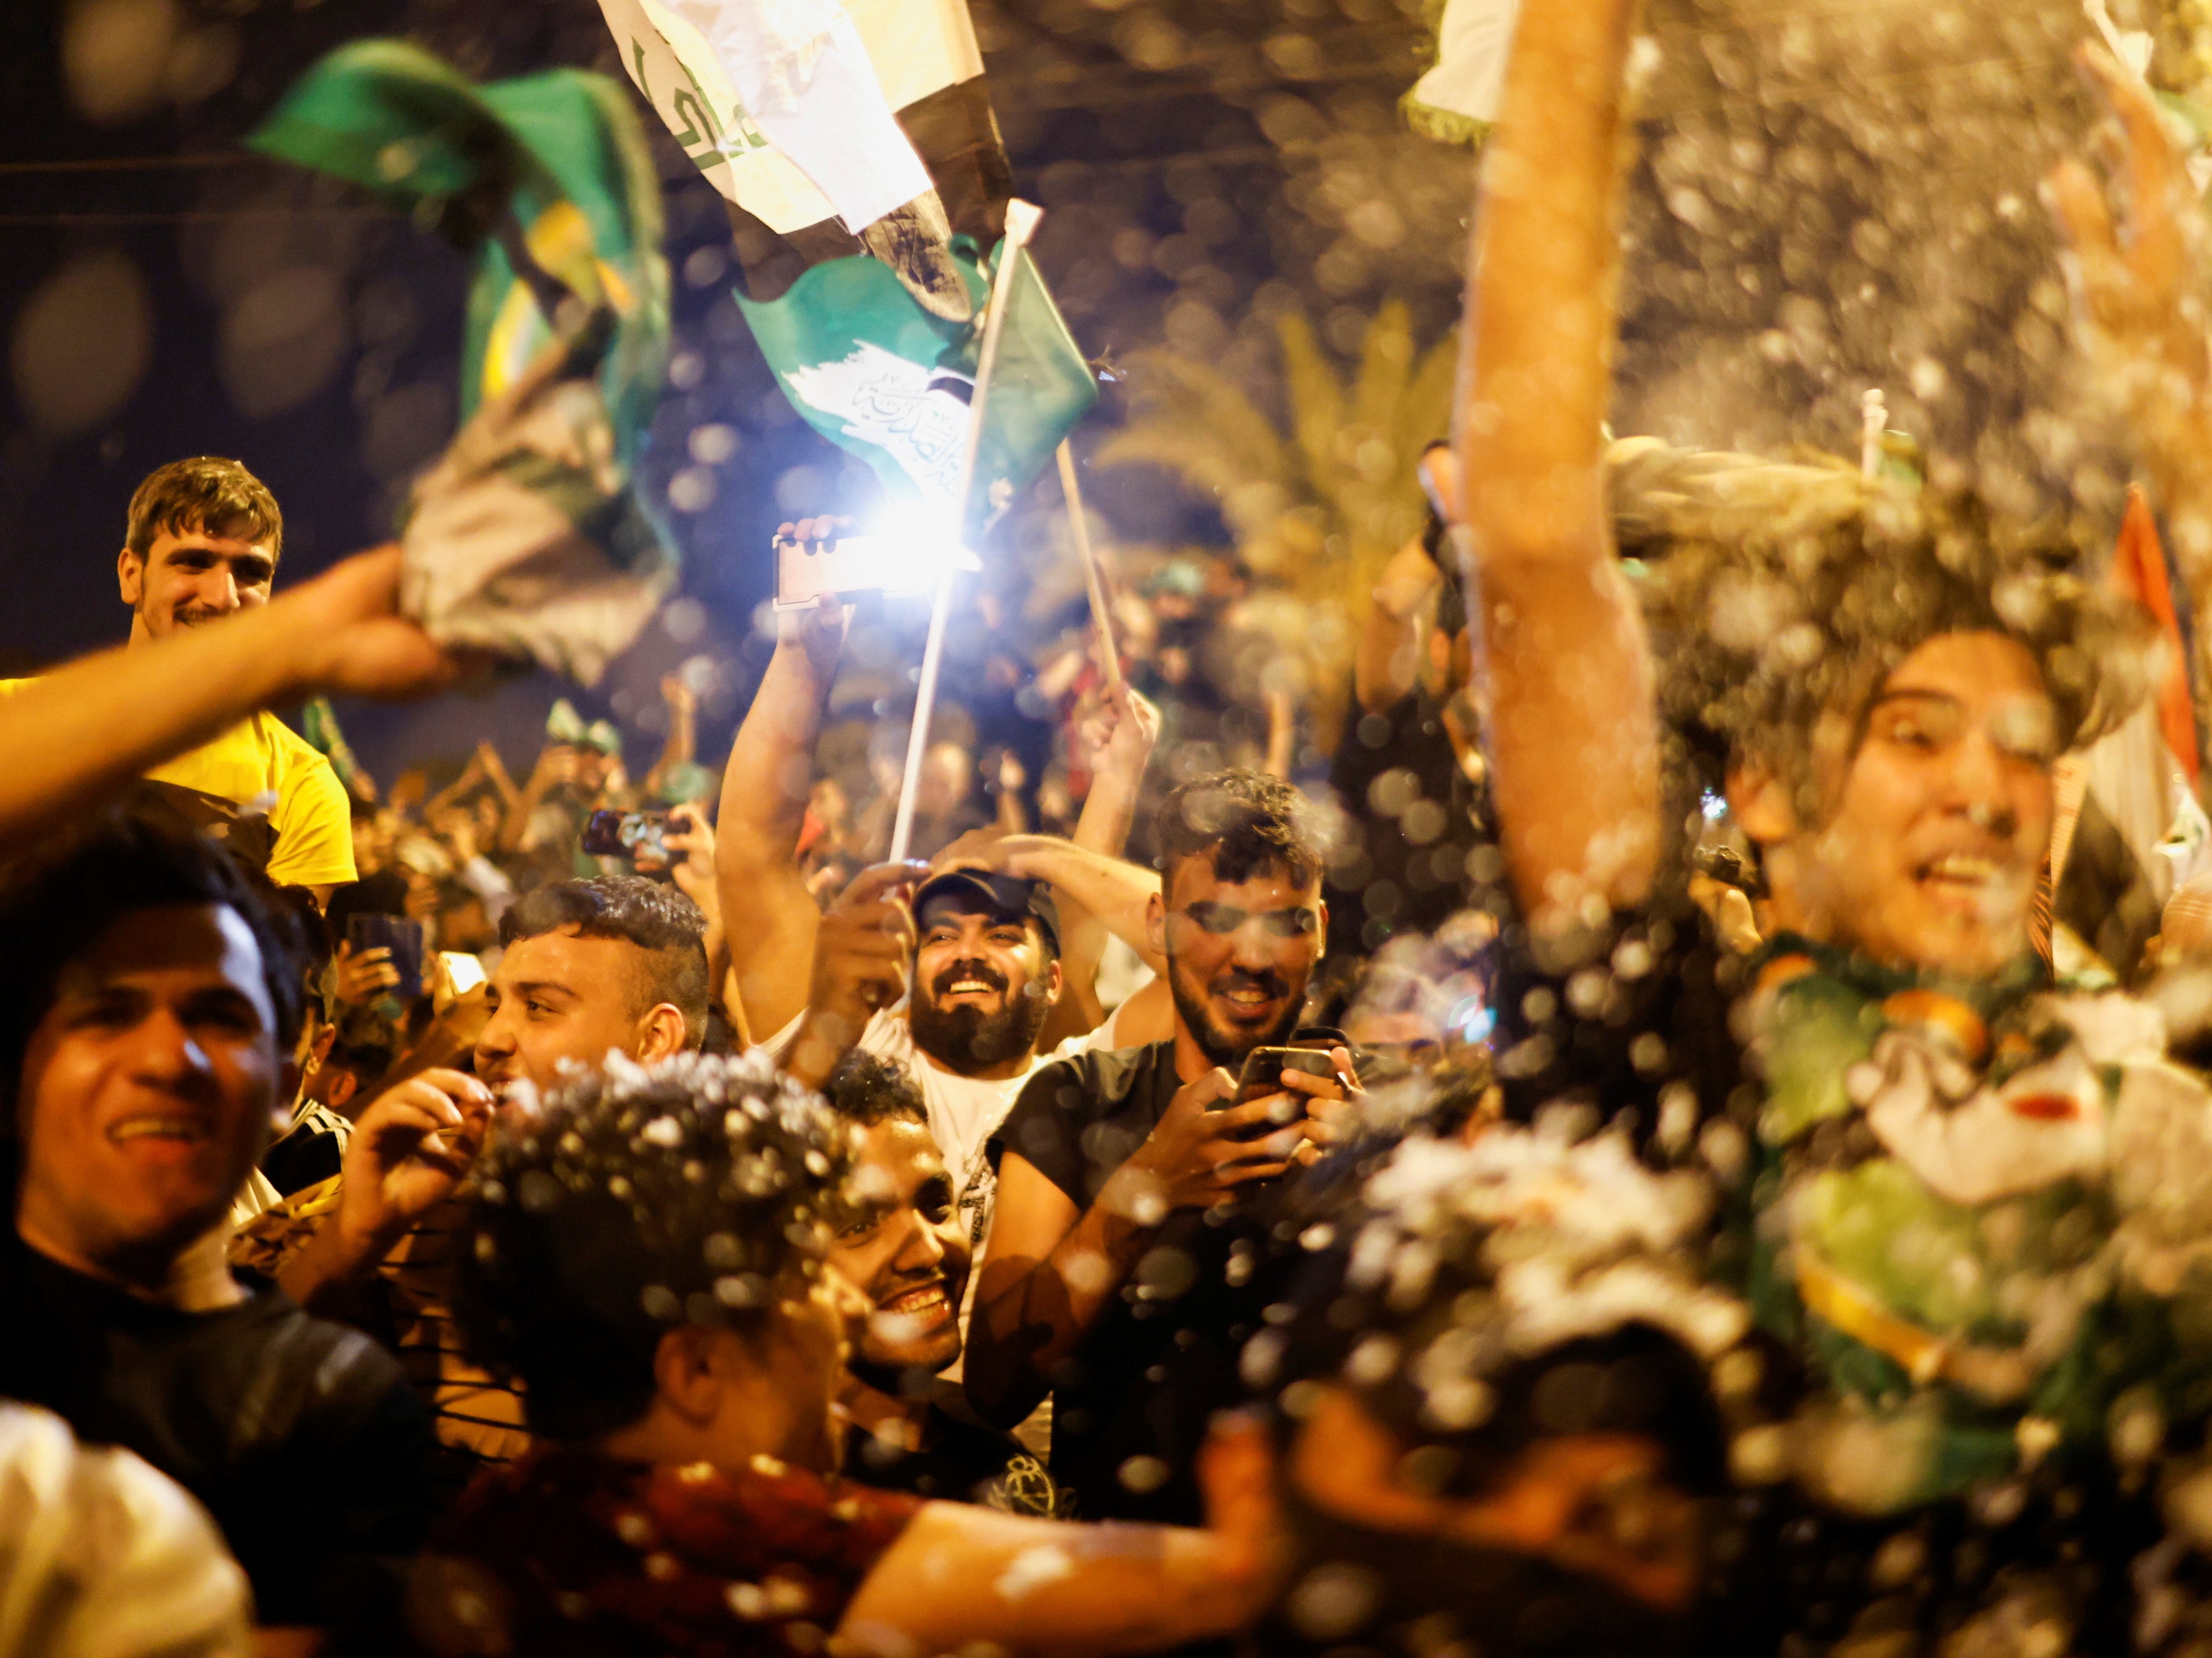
[889, 200, 1042, 864]
[1056, 440, 1123, 693]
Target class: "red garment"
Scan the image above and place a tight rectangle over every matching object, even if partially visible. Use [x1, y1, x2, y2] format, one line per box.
[411, 1443, 921, 1657]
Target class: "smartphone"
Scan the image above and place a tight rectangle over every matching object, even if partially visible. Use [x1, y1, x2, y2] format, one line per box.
[583, 809, 669, 864]
[346, 913, 425, 1006]
[772, 533, 926, 609]
[1228, 1046, 1339, 1107]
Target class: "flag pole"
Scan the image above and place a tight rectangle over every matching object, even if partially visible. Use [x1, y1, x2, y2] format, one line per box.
[890, 201, 1042, 864]
[1056, 440, 1123, 692]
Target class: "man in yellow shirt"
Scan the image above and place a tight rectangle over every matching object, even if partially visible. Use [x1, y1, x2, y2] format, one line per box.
[4, 457, 355, 900]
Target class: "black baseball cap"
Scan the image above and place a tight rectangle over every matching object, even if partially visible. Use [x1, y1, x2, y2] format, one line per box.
[911, 869, 1061, 957]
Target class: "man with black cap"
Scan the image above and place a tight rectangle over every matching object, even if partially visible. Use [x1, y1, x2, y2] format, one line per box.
[779, 858, 1098, 1250]
[718, 588, 1169, 1256]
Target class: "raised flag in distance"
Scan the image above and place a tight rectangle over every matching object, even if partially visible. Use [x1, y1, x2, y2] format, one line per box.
[601, 0, 1095, 532]
[1404, 0, 1520, 145]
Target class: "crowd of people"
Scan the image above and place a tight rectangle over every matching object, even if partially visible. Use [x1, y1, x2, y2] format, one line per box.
[23, 4, 2212, 1657]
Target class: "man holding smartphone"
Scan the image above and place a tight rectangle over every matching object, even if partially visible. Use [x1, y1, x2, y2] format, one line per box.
[965, 769, 1354, 1523]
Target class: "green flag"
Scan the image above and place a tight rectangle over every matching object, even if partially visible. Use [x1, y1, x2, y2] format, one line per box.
[734, 231, 1095, 535]
[247, 39, 668, 471]
[249, 41, 679, 684]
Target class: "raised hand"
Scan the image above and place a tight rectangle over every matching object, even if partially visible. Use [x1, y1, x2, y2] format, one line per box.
[332, 1069, 495, 1260]
[285, 546, 478, 702]
[786, 861, 927, 1086]
[661, 805, 721, 923]
[333, 940, 402, 1008]
[2048, 45, 2212, 568]
[1082, 680, 1162, 786]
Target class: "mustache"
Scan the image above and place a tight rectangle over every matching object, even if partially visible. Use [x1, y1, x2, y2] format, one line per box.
[931, 958, 1009, 999]
[1211, 968, 1288, 1002]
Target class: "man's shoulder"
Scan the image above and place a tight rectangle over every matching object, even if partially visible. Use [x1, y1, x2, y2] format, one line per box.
[1005, 1039, 1174, 1126]
[233, 1282, 411, 1404]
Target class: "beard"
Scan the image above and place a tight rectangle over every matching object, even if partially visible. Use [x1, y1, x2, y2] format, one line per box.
[908, 958, 1052, 1074]
[1168, 951, 1301, 1069]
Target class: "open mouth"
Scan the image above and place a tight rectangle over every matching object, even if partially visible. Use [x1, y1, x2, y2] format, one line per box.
[109, 1115, 213, 1151]
[880, 1281, 949, 1318]
[1913, 852, 2016, 907]
[1215, 979, 1285, 1021]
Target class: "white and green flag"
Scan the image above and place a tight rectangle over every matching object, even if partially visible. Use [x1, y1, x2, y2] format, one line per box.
[598, 0, 1095, 528]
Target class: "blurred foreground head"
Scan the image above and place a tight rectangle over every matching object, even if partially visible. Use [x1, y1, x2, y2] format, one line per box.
[453, 1054, 861, 1464]
[1621, 442, 2151, 977]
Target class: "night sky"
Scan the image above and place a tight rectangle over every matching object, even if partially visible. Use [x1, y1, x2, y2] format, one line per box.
[0, 0, 1449, 789]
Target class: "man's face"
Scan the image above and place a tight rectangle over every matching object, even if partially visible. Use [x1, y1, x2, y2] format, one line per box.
[1751, 631, 2057, 978]
[474, 927, 658, 1103]
[15, 905, 283, 1277]
[827, 1116, 969, 1382]
[1161, 853, 1325, 1068]
[906, 899, 1058, 1075]
[118, 526, 276, 642]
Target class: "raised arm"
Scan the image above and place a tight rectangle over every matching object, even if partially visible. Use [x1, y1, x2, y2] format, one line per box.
[642, 672, 698, 804]
[1038, 681, 1163, 1044]
[838, 1417, 1279, 1658]
[0, 546, 462, 861]
[718, 592, 851, 1042]
[2049, 46, 2212, 631]
[1447, 0, 1658, 930]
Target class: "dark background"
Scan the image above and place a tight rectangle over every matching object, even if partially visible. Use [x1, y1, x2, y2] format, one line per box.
[0, 0, 1454, 786]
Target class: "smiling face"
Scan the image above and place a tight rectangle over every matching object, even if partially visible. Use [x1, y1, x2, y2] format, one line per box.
[1737, 630, 2057, 978]
[473, 927, 679, 1103]
[1158, 851, 1325, 1068]
[905, 897, 1059, 1076]
[15, 904, 283, 1282]
[827, 1115, 969, 1383]
[118, 526, 277, 643]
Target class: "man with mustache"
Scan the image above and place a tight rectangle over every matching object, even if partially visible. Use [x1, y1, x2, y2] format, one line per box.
[0, 458, 355, 901]
[965, 769, 1351, 1521]
[824, 1052, 1048, 1508]
[721, 586, 1171, 1261]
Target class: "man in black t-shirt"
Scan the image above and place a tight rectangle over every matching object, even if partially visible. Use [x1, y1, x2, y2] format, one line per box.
[968, 770, 1353, 1521]
[0, 817, 434, 1642]
[822, 1053, 1046, 1509]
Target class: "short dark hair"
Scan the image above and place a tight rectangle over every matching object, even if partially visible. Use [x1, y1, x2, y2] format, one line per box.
[0, 814, 309, 1129]
[451, 1055, 852, 1441]
[500, 877, 710, 1049]
[1616, 440, 2152, 820]
[125, 457, 282, 559]
[1156, 770, 1324, 888]
[822, 1050, 925, 1128]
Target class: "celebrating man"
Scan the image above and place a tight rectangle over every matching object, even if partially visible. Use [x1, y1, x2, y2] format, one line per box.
[965, 770, 1353, 1521]
[1, 458, 356, 898]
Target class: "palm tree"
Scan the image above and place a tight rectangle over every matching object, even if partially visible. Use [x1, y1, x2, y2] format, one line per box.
[1095, 301, 1455, 736]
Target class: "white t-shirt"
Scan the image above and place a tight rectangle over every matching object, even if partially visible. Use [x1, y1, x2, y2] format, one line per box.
[757, 1001, 1134, 1252]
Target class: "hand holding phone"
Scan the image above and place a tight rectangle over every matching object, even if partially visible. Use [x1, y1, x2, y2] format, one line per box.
[582, 809, 669, 866]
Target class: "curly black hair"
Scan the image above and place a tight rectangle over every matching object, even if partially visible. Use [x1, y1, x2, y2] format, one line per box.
[1612, 439, 2154, 823]
[451, 1054, 853, 1441]
[822, 1049, 925, 1128]
[1156, 768, 1327, 887]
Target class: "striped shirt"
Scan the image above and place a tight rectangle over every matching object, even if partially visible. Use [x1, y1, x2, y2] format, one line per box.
[230, 1179, 529, 1500]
